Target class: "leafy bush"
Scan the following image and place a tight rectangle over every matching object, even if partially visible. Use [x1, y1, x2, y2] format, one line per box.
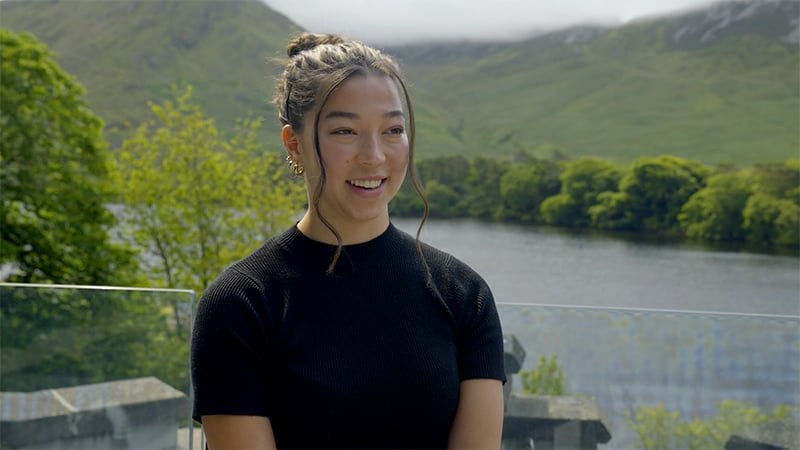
[627, 400, 796, 450]
[519, 354, 567, 396]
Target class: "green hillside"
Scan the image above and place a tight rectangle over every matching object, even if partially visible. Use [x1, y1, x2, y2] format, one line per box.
[1, 0, 797, 165]
[391, 4, 800, 165]
[0, 0, 300, 147]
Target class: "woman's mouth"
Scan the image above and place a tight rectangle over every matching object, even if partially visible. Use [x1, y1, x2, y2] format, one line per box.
[348, 179, 384, 189]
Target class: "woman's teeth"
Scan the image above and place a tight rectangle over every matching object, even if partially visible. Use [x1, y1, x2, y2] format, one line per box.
[349, 179, 382, 189]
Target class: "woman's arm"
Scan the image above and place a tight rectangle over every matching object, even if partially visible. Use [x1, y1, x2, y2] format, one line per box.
[447, 378, 505, 449]
[202, 415, 277, 450]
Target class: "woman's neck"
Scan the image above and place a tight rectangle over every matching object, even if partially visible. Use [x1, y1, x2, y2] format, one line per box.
[296, 210, 390, 245]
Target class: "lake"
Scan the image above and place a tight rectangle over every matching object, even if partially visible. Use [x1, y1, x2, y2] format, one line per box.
[394, 217, 799, 447]
[393, 217, 800, 316]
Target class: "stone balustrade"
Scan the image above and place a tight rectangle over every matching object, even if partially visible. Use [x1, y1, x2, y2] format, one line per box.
[0, 377, 188, 450]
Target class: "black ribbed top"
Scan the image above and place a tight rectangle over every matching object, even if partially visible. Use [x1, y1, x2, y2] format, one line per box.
[191, 223, 505, 449]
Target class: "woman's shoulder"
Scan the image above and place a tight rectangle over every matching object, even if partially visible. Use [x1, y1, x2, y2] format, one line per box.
[195, 231, 296, 331]
[417, 239, 497, 331]
[201, 228, 296, 303]
[419, 241, 483, 283]
[230, 234, 290, 278]
[385, 223, 482, 281]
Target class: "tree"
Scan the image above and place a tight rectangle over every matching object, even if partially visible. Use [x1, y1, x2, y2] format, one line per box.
[678, 172, 750, 241]
[589, 191, 636, 230]
[540, 193, 581, 226]
[391, 155, 471, 218]
[461, 157, 510, 220]
[742, 192, 800, 246]
[541, 157, 623, 227]
[390, 179, 426, 217]
[615, 155, 708, 232]
[498, 159, 561, 223]
[0, 28, 134, 284]
[750, 160, 800, 201]
[0, 31, 182, 395]
[415, 155, 470, 194]
[1, 286, 192, 393]
[735, 159, 800, 247]
[425, 180, 461, 218]
[111, 86, 305, 293]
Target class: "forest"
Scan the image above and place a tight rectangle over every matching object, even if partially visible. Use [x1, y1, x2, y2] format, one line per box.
[392, 152, 799, 249]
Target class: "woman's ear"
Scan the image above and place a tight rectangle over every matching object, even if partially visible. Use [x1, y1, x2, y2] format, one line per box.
[282, 124, 300, 159]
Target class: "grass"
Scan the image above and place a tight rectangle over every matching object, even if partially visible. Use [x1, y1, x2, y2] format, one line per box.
[1, 0, 797, 166]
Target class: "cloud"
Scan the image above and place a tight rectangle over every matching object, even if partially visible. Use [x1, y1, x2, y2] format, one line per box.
[262, 0, 721, 44]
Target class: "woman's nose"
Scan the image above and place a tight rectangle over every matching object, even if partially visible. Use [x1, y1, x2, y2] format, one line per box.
[357, 135, 386, 164]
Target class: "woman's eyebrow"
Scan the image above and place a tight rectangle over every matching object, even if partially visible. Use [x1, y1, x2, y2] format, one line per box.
[323, 110, 405, 120]
[324, 110, 358, 120]
[384, 110, 404, 119]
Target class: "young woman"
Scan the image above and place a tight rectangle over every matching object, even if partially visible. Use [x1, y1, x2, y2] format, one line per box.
[191, 32, 506, 449]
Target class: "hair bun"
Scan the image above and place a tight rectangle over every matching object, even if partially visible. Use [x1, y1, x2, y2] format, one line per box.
[287, 32, 345, 57]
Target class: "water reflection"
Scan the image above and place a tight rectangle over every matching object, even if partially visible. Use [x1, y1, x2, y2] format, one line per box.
[393, 217, 800, 315]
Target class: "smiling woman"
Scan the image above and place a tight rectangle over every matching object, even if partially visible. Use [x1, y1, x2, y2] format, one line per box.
[190, 32, 507, 449]
[284, 74, 410, 250]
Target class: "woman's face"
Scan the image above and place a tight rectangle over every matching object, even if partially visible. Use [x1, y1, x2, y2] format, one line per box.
[291, 74, 409, 235]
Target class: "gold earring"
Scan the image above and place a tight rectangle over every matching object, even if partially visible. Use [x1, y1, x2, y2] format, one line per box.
[286, 155, 305, 176]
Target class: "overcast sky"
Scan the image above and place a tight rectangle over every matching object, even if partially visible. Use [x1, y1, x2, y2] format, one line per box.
[262, 0, 722, 45]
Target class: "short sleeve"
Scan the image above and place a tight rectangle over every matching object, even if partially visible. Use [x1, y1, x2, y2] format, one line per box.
[190, 269, 279, 422]
[454, 271, 507, 383]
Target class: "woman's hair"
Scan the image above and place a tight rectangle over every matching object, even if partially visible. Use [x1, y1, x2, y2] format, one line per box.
[273, 32, 429, 274]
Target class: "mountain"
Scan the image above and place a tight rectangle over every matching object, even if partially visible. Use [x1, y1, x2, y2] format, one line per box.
[388, 0, 799, 164]
[1, 0, 797, 164]
[642, 0, 799, 47]
[0, 0, 301, 146]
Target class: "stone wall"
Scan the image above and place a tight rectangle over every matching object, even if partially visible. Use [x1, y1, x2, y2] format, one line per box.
[1, 377, 188, 450]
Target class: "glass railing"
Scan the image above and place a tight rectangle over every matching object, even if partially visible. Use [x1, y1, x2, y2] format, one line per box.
[0, 283, 197, 450]
[497, 303, 799, 449]
[1, 282, 797, 449]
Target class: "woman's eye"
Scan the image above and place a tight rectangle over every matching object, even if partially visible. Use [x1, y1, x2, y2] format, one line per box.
[387, 127, 405, 135]
[332, 129, 355, 135]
